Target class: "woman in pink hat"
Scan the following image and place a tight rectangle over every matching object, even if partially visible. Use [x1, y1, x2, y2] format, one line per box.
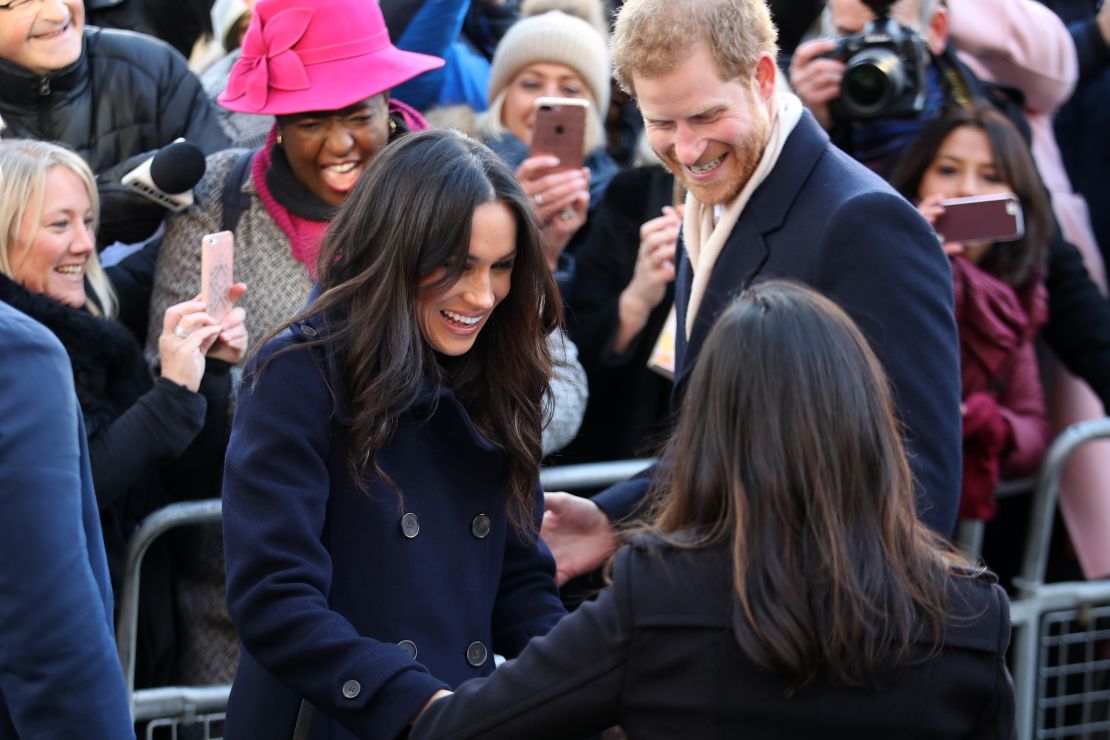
[143, 0, 444, 689]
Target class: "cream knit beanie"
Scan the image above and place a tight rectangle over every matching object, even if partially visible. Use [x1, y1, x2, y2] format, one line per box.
[487, 11, 611, 115]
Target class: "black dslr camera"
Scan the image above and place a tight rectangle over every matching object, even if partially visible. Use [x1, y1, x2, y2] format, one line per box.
[821, 0, 929, 119]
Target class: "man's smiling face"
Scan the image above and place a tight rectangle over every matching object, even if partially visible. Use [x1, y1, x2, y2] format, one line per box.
[637, 44, 775, 206]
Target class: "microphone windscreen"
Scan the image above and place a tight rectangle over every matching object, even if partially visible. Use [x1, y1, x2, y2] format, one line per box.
[148, 141, 207, 194]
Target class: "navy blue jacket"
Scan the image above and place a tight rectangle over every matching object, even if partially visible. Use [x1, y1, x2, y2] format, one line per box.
[222, 318, 565, 740]
[0, 302, 132, 739]
[595, 112, 963, 537]
[412, 536, 1015, 739]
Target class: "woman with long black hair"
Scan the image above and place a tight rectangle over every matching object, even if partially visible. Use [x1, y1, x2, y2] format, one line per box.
[411, 280, 1015, 739]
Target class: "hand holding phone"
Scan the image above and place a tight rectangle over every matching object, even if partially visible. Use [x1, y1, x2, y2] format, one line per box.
[530, 97, 589, 171]
[932, 193, 1025, 245]
[201, 231, 235, 323]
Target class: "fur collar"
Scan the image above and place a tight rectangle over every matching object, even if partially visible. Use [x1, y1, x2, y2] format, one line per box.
[0, 274, 151, 437]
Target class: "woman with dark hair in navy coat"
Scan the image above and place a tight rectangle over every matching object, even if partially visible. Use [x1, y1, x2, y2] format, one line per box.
[221, 128, 566, 740]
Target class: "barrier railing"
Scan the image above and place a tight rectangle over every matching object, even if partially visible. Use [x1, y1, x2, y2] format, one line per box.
[1004, 418, 1110, 739]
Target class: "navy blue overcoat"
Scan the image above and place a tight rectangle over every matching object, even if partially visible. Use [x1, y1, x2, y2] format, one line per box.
[222, 318, 565, 740]
[596, 111, 962, 537]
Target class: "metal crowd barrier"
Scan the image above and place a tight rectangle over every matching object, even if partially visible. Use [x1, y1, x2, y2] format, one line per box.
[115, 459, 654, 737]
[1005, 418, 1110, 739]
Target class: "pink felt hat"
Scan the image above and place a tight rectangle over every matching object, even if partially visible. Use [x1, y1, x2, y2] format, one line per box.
[219, 0, 444, 115]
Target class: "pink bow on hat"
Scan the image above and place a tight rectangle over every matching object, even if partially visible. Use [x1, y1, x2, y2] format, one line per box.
[224, 7, 313, 112]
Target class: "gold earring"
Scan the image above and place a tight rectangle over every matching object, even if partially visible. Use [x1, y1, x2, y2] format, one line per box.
[388, 118, 397, 137]
[276, 132, 284, 145]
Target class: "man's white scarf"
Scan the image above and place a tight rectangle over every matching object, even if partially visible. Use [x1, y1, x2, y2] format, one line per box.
[682, 92, 804, 338]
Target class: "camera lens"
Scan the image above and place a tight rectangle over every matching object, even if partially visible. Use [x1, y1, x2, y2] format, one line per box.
[841, 48, 905, 117]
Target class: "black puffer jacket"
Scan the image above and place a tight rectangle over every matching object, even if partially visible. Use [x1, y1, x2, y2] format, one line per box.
[0, 26, 230, 244]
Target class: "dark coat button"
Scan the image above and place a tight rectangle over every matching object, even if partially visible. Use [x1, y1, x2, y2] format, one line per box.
[398, 640, 418, 660]
[299, 322, 317, 337]
[471, 513, 491, 539]
[466, 641, 488, 667]
[400, 512, 420, 538]
[342, 679, 360, 699]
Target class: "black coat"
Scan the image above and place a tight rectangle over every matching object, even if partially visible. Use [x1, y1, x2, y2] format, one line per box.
[412, 536, 1016, 740]
[0, 26, 230, 245]
[563, 165, 676, 464]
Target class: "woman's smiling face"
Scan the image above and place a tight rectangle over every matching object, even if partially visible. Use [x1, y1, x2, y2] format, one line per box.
[417, 201, 517, 356]
[279, 94, 390, 206]
[9, 165, 95, 308]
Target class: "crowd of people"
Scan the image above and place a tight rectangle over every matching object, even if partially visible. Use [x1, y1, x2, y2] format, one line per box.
[1, 0, 1109, 737]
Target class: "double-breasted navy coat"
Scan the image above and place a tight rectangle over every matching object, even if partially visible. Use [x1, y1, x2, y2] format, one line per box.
[596, 111, 962, 537]
[221, 318, 566, 740]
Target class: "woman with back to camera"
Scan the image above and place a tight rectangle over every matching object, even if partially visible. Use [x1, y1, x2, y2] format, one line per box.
[220, 129, 567, 740]
[890, 104, 1053, 540]
[0, 138, 247, 686]
[410, 280, 1015, 739]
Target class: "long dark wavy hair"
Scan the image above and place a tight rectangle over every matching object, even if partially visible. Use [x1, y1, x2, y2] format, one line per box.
[889, 104, 1051, 288]
[646, 281, 972, 689]
[259, 128, 561, 535]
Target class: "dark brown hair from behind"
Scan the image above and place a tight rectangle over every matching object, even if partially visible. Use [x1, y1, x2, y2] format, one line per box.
[645, 280, 971, 689]
[254, 128, 562, 536]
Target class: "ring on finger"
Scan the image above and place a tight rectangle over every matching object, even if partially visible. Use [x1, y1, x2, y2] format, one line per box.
[173, 325, 190, 339]
[534, 192, 545, 206]
[560, 209, 575, 221]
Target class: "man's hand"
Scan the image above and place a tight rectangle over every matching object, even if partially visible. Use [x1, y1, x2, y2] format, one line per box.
[788, 38, 844, 130]
[541, 492, 620, 586]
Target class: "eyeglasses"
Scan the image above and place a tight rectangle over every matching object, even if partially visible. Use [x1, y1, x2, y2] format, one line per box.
[0, 0, 45, 15]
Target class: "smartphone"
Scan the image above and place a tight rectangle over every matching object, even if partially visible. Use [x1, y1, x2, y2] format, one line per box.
[933, 193, 1025, 244]
[530, 97, 589, 170]
[201, 231, 234, 323]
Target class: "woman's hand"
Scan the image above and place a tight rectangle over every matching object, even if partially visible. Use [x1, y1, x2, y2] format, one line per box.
[615, 205, 683, 353]
[158, 297, 222, 392]
[916, 193, 964, 256]
[206, 283, 249, 364]
[516, 155, 590, 270]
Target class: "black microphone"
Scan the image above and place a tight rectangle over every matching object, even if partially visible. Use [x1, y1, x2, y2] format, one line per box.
[121, 139, 206, 212]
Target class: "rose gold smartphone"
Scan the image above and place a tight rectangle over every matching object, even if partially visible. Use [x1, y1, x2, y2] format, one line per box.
[530, 97, 589, 171]
[201, 231, 234, 323]
[934, 193, 1025, 244]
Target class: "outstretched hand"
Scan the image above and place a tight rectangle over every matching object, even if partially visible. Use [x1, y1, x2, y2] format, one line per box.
[541, 492, 620, 586]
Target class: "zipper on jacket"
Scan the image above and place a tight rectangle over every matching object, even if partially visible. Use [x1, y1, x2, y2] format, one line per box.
[36, 75, 50, 96]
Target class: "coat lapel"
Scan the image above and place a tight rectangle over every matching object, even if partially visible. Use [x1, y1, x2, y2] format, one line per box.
[673, 112, 831, 391]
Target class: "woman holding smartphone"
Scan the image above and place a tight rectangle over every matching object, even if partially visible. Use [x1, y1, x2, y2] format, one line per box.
[221, 129, 566, 739]
[409, 281, 1015, 739]
[475, 10, 617, 273]
[890, 104, 1052, 528]
[0, 139, 247, 686]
